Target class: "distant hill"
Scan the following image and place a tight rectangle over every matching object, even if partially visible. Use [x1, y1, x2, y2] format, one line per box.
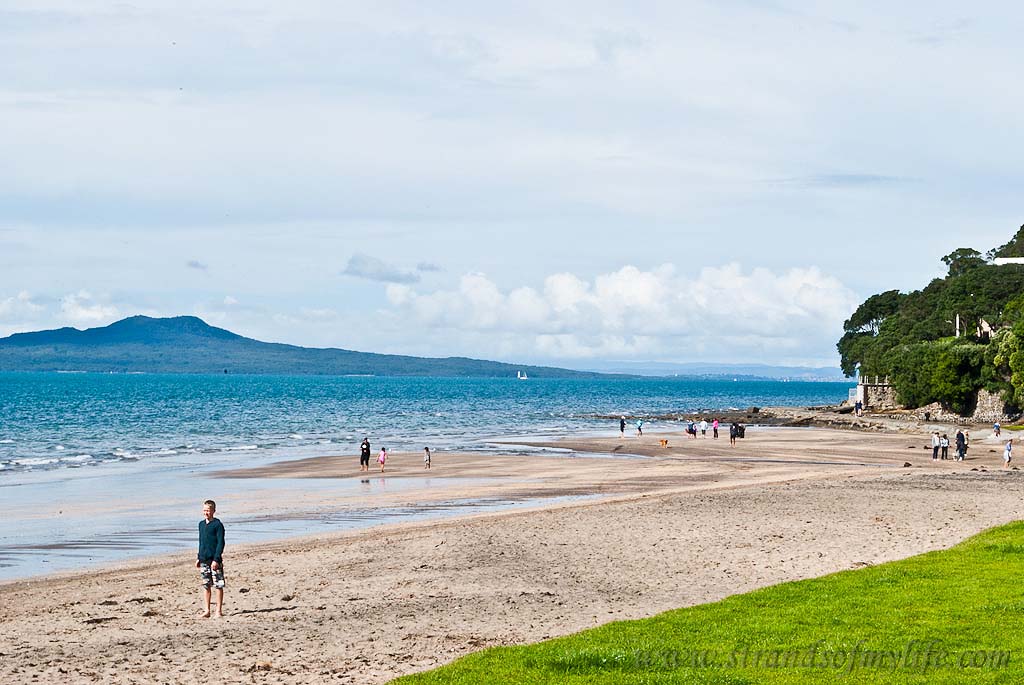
[0, 316, 602, 378]
[580, 360, 847, 381]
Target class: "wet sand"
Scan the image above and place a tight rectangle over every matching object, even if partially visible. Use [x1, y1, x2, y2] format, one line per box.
[2, 426, 1022, 684]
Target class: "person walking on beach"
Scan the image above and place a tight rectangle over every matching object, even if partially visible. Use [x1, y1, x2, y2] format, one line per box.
[636, 419, 643, 437]
[954, 430, 966, 461]
[729, 422, 738, 446]
[377, 447, 388, 472]
[196, 499, 225, 619]
[423, 446, 431, 470]
[931, 432, 940, 460]
[712, 418, 719, 439]
[699, 419, 708, 438]
[939, 434, 949, 460]
[995, 422, 1002, 438]
[619, 417, 626, 438]
[359, 438, 371, 472]
[1004, 439, 1013, 468]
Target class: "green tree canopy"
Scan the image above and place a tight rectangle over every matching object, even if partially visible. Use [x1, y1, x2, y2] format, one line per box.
[941, 247, 985, 277]
[837, 225, 1024, 414]
[989, 224, 1024, 259]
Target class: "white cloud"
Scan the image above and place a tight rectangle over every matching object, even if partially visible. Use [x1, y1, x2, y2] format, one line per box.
[59, 290, 119, 324]
[0, 290, 44, 319]
[3, 3, 1020, 359]
[383, 263, 858, 364]
[223, 295, 239, 306]
[343, 253, 420, 284]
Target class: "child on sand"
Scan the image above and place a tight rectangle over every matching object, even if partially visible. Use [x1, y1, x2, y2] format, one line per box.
[378, 447, 387, 472]
[196, 499, 225, 618]
[1004, 439, 1012, 468]
[636, 419, 643, 437]
[424, 446, 431, 469]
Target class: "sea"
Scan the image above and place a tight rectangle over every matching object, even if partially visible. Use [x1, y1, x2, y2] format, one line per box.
[0, 373, 853, 580]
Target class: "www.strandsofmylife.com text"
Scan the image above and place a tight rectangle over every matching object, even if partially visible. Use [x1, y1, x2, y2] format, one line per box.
[623, 640, 1010, 673]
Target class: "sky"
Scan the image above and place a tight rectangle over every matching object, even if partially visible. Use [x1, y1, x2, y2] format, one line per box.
[2, 1, 1022, 369]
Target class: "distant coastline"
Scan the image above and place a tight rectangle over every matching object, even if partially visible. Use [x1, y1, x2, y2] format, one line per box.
[0, 315, 844, 380]
[0, 315, 601, 378]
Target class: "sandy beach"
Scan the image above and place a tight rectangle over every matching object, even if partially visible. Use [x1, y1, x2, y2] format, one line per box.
[2, 424, 1022, 683]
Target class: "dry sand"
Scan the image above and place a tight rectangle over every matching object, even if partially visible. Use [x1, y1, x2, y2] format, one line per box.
[2, 426, 1022, 684]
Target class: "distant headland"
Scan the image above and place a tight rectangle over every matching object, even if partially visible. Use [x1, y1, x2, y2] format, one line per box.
[839, 224, 1024, 419]
[0, 316, 602, 378]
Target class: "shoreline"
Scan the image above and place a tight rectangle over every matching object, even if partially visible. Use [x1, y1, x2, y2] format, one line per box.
[3, 421, 1009, 585]
[3, 422, 1022, 684]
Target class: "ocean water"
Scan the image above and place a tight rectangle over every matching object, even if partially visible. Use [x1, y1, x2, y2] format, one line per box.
[0, 373, 853, 579]
[0, 373, 853, 475]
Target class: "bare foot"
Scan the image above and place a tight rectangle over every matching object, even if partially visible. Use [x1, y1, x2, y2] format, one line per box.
[197, 610, 211, 619]
[215, 609, 225, 618]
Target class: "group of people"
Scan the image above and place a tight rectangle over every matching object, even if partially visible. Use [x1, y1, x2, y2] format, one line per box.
[684, 418, 720, 439]
[359, 437, 432, 472]
[929, 425, 1015, 468]
[929, 430, 970, 461]
[620, 417, 643, 437]
[618, 416, 743, 446]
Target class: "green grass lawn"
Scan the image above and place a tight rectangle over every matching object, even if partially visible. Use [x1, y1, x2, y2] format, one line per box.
[392, 522, 1024, 684]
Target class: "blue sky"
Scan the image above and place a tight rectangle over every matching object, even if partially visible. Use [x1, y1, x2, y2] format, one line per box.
[1, 2, 1022, 368]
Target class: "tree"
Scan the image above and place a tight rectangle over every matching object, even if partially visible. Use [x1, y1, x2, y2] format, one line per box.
[941, 248, 985, 277]
[886, 341, 985, 414]
[843, 290, 904, 335]
[837, 225, 1024, 409]
[994, 324, 1024, 409]
[987, 224, 1024, 260]
[837, 290, 905, 377]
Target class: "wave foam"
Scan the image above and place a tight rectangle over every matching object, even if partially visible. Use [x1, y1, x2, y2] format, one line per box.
[14, 457, 59, 466]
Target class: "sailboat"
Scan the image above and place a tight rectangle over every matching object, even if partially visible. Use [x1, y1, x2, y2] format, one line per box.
[517, 370, 529, 380]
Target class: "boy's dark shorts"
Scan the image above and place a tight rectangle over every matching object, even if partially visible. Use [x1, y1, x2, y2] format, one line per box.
[199, 562, 226, 590]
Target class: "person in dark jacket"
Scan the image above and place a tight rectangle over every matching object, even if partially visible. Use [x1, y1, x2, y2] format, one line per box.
[197, 499, 226, 618]
[955, 430, 966, 462]
[360, 438, 371, 471]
